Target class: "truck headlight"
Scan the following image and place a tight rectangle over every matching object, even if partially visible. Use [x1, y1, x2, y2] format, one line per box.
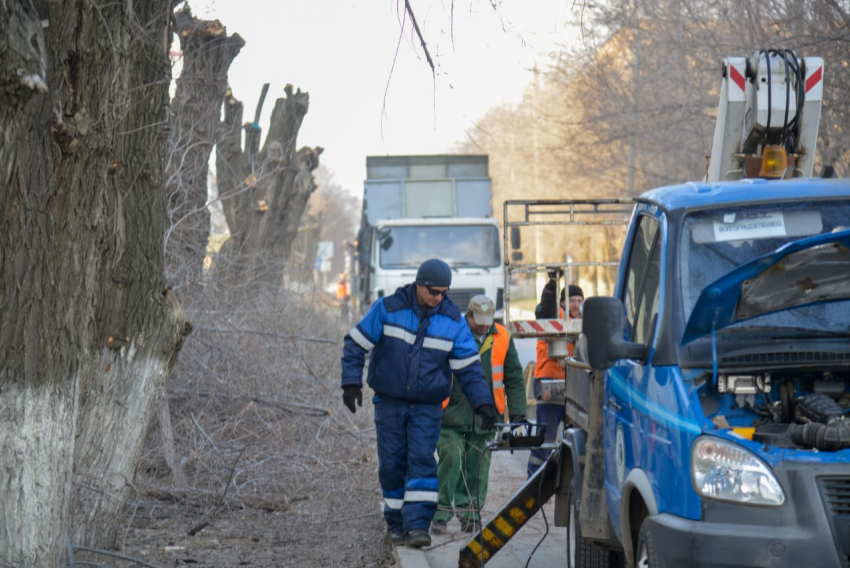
[691, 436, 785, 506]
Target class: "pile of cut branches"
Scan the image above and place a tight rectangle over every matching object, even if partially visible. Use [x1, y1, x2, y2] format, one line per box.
[98, 276, 393, 567]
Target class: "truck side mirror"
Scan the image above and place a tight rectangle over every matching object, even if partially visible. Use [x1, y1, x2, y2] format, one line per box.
[582, 296, 646, 370]
[510, 227, 521, 250]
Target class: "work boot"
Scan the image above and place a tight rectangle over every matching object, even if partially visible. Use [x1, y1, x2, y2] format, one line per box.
[404, 529, 431, 548]
[430, 520, 449, 535]
[460, 519, 480, 534]
[389, 530, 404, 545]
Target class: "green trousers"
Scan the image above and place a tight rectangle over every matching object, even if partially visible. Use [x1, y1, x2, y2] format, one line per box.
[434, 427, 492, 524]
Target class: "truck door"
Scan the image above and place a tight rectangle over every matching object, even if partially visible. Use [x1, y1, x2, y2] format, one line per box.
[604, 209, 663, 538]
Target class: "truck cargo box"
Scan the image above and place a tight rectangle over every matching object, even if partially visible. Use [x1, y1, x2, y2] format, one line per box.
[363, 155, 492, 224]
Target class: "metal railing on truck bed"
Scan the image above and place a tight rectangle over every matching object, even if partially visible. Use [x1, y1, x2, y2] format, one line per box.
[502, 198, 634, 338]
[502, 198, 632, 422]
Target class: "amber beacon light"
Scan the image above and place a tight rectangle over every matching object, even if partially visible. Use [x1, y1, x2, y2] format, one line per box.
[759, 145, 788, 178]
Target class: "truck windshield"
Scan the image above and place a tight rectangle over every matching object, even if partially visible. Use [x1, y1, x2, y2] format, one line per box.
[679, 199, 850, 336]
[379, 225, 501, 269]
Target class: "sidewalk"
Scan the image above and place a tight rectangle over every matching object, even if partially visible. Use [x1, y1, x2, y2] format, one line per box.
[394, 449, 566, 568]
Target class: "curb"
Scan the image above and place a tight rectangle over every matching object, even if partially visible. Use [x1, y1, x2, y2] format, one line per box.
[393, 542, 432, 568]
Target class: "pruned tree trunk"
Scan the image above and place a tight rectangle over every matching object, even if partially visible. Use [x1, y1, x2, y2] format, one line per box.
[69, 3, 193, 546]
[166, 7, 244, 287]
[1, 0, 188, 563]
[216, 84, 323, 286]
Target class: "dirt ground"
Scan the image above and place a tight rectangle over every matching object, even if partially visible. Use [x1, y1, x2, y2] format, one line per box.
[74, 294, 396, 568]
[111, 492, 394, 567]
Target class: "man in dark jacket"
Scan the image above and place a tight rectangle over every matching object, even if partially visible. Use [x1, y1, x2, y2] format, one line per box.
[432, 295, 526, 535]
[527, 277, 584, 477]
[341, 259, 497, 549]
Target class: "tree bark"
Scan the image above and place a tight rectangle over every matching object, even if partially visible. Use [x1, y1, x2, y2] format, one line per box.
[69, 3, 192, 549]
[0, 0, 187, 563]
[166, 7, 244, 287]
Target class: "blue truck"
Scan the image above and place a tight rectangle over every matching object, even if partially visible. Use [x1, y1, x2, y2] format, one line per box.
[577, 177, 850, 568]
[459, 50, 849, 568]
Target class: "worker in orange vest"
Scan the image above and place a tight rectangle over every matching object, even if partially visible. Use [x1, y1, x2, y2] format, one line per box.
[432, 295, 526, 535]
[335, 272, 350, 319]
[527, 276, 583, 477]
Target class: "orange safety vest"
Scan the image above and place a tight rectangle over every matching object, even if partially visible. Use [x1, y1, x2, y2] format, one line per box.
[534, 307, 574, 380]
[443, 323, 511, 414]
[336, 281, 349, 300]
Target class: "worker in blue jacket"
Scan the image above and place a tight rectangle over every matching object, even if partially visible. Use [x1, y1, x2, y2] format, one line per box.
[341, 258, 497, 549]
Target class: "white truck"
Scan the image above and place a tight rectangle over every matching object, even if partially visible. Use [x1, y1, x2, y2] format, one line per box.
[356, 155, 504, 317]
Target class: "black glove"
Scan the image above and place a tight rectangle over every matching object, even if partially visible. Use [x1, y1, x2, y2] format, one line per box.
[474, 404, 498, 430]
[342, 386, 362, 414]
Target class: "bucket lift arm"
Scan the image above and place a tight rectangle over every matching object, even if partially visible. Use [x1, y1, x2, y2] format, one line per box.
[706, 49, 824, 181]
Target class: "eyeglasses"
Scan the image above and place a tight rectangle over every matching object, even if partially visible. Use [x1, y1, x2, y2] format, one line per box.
[425, 286, 449, 298]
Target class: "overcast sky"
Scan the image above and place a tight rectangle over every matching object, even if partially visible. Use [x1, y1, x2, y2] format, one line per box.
[190, 0, 576, 195]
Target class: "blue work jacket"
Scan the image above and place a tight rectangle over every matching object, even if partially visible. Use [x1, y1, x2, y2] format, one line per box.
[341, 284, 493, 408]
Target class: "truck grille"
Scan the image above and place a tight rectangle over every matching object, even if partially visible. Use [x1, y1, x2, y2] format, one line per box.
[818, 476, 850, 564]
[821, 477, 850, 515]
[721, 351, 850, 365]
[446, 288, 484, 312]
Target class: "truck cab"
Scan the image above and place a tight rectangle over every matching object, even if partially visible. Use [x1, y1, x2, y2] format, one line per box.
[364, 216, 503, 314]
[584, 179, 850, 567]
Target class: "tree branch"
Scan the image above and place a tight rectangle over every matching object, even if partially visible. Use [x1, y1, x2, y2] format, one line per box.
[187, 444, 249, 536]
[404, 0, 435, 72]
[193, 325, 337, 344]
[72, 546, 161, 568]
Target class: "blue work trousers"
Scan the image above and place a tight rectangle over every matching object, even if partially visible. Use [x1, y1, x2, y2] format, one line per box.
[527, 379, 566, 477]
[374, 396, 442, 533]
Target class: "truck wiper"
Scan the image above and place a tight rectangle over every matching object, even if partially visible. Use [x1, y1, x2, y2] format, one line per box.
[774, 328, 850, 339]
[722, 326, 850, 339]
[382, 262, 420, 268]
[438, 261, 466, 270]
[448, 261, 501, 268]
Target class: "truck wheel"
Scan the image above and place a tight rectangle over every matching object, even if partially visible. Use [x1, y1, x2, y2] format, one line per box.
[567, 491, 620, 568]
[635, 520, 658, 568]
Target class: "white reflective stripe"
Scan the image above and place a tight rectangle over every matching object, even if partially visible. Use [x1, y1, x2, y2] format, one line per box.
[383, 324, 416, 345]
[423, 337, 453, 352]
[528, 455, 545, 466]
[449, 354, 480, 370]
[349, 327, 375, 351]
[493, 380, 504, 388]
[404, 490, 439, 503]
[384, 498, 404, 509]
[491, 365, 504, 373]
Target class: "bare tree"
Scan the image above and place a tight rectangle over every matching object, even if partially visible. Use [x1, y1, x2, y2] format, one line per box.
[215, 84, 324, 287]
[166, 6, 244, 288]
[1, 1, 189, 565]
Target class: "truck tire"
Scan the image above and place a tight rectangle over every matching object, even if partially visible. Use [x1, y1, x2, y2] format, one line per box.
[635, 519, 658, 568]
[567, 491, 621, 568]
